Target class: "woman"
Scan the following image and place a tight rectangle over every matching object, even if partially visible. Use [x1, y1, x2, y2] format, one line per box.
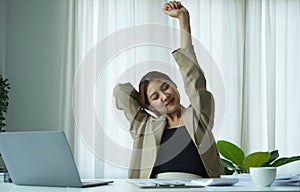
[113, 1, 223, 179]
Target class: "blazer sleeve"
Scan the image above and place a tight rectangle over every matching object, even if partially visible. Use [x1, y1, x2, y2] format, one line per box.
[172, 46, 215, 129]
[113, 83, 150, 138]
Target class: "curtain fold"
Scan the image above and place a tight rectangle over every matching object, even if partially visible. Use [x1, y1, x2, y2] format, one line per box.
[59, 0, 76, 150]
[60, 0, 300, 178]
[267, 0, 300, 175]
[242, 0, 268, 153]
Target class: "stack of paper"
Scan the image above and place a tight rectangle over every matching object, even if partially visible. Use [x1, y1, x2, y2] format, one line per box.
[274, 174, 300, 186]
[128, 179, 204, 188]
[128, 178, 239, 188]
[221, 174, 300, 186]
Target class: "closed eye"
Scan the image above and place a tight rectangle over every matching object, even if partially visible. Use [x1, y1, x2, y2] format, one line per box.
[161, 83, 169, 90]
[150, 93, 159, 100]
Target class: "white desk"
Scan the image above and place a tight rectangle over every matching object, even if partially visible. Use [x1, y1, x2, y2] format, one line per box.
[0, 178, 299, 192]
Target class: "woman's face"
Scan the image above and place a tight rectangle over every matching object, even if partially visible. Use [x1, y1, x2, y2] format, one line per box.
[146, 79, 180, 116]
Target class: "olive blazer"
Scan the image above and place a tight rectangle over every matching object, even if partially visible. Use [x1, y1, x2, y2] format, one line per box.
[113, 46, 224, 178]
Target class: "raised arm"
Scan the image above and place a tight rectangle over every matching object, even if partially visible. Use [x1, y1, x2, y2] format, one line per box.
[162, 1, 192, 49]
[163, 2, 215, 128]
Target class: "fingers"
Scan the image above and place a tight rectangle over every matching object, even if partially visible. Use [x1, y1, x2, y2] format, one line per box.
[176, 1, 182, 9]
[170, 1, 182, 9]
[163, 1, 182, 11]
[163, 3, 171, 11]
[169, 1, 176, 10]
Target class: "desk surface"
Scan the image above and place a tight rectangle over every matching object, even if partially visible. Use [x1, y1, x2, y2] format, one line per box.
[0, 178, 300, 192]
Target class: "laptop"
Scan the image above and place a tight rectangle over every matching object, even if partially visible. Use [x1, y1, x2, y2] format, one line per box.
[0, 131, 113, 188]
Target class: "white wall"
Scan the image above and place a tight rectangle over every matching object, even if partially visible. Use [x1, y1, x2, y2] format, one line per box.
[2, 0, 67, 131]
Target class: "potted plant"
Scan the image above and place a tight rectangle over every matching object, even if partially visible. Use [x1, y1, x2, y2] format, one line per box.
[217, 140, 300, 175]
[0, 75, 10, 172]
[0, 75, 10, 132]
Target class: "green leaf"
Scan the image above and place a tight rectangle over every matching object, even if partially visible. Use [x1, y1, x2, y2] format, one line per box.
[217, 140, 245, 166]
[261, 150, 279, 167]
[221, 158, 236, 170]
[220, 158, 237, 175]
[270, 156, 300, 167]
[223, 167, 235, 175]
[243, 152, 270, 170]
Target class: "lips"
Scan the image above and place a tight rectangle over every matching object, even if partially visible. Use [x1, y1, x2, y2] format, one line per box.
[165, 98, 175, 106]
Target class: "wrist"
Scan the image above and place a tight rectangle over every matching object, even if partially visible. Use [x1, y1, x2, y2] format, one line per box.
[178, 11, 189, 22]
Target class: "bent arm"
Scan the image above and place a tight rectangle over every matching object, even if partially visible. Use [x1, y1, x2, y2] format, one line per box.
[113, 83, 141, 122]
[113, 83, 150, 137]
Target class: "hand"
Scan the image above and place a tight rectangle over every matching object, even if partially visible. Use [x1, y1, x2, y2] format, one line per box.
[162, 1, 189, 19]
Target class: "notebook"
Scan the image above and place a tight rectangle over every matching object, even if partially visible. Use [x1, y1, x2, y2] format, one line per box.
[0, 131, 113, 188]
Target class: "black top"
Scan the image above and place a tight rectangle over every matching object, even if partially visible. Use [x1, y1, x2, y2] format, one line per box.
[151, 126, 208, 178]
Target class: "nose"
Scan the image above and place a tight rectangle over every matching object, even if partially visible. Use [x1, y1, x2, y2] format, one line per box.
[160, 92, 169, 101]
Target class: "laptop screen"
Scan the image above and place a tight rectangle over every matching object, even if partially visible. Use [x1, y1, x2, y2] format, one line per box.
[0, 131, 84, 187]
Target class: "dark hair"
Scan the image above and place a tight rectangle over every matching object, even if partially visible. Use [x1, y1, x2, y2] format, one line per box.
[139, 71, 176, 110]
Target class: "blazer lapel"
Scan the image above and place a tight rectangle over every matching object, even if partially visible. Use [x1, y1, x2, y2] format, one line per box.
[152, 115, 166, 147]
[140, 116, 166, 178]
[182, 107, 196, 144]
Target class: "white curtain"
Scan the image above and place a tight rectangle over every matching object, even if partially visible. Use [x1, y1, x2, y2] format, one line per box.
[59, 0, 76, 151]
[265, 0, 300, 175]
[62, 0, 300, 178]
